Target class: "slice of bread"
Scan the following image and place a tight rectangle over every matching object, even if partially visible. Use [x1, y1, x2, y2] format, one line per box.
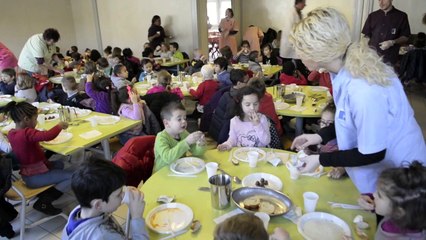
[259, 201, 275, 214]
[243, 197, 261, 210]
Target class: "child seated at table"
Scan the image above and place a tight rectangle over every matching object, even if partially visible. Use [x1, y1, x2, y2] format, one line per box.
[261, 43, 279, 65]
[169, 42, 184, 61]
[153, 101, 205, 172]
[14, 73, 37, 103]
[308, 70, 333, 95]
[233, 40, 251, 63]
[85, 73, 115, 114]
[0, 68, 16, 95]
[214, 213, 290, 240]
[153, 42, 172, 59]
[116, 87, 145, 145]
[185, 49, 207, 75]
[61, 76, 93, 110]
[63, 158, 149, 240]
[214, 57, 231, 86]
[247, 51, 262, 74]
[146, 70, 183, 100]
[279, 61, 307, 85]
[138, 59, 156, 82]
[4, 101, 72, 215]
[96, 57, 112, 77]
[358, 161, 426, 240]
[68, 52, 83, 69]
[189, 64, 219, 119]
[111, 64, 136, 89]
[217, 86, 271, 151]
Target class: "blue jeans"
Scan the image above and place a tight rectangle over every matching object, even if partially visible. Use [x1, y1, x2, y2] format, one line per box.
[22, 161, 73, 193]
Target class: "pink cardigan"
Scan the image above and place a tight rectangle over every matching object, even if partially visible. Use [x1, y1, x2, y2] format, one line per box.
[146, 85, 184, 99]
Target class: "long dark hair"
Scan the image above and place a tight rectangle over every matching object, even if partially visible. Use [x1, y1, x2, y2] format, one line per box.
[234, 86, 260, 120]
[151, 15, 161, 25]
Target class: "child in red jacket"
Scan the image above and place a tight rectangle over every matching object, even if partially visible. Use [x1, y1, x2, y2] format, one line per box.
[279, 61, 307, 85]
[189, 64, 219, 118]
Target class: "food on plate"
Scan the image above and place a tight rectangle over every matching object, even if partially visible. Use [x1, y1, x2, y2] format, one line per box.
[149, 208, 182, 230]
[255, 178, 269, 187]
[259, 201, 276, 215]
[242, 197, 261, 210]
[303, 219, 346, 240]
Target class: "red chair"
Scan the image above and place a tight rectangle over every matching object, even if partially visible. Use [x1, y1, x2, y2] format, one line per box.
[112, 135, 156, 187]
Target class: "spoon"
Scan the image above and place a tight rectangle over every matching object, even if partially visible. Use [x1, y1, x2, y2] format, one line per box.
[190, 220, 202, 233]
[218, 168, 242, 184]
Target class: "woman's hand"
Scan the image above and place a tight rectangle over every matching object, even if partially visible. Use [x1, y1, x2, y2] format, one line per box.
[291, 134, 322, 151]
[217, 143, 232, 151]
[298, 154, 320, 173]
[357, 195, 375, 211]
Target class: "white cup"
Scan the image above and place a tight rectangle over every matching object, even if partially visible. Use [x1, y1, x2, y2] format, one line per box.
[89, 118, 97, 127]
[146, 75, 152, 82]
[296, 95, 304, 107]
[122, 186, 130, 205]
[255, 212, 270, 230]
[205, 162, 218, 179]
[303, 192, 319, 213]
[288, 164, 300, 180]
[247, 151, 259, 168]
[37, 114, 46, 126]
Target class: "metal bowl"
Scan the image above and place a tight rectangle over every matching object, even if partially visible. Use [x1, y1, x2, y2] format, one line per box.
[231, 187, 293, 217]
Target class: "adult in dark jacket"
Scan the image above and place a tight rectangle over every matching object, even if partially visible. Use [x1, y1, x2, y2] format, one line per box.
[208, 69, 249, 143]
[148, 15, 167, 49]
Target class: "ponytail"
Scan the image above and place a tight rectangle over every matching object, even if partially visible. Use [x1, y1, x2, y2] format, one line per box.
[1, 101, 37, 123]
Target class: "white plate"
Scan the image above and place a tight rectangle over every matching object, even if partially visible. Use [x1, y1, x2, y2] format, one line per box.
[0, 94, 12, 98]
[310, 86, 329, 92]
[43, 132, 73, 145]
[242, 173, 283, 191]
[91, 116, 120, 125]
[146, 203, 193, 234]
[233, 147, 266, 163]
[75, 109, 92, 117]
[45, 113, 59, 122]
[274, 101, 290, 110]
[170, 157, 205, 175]
[298, 212, 352, 240]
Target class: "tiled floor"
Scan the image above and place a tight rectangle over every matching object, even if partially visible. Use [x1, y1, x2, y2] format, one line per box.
[2, 86, 425, 240]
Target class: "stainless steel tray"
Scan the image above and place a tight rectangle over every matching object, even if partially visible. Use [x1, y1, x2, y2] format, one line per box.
[231, 187, 293, 217]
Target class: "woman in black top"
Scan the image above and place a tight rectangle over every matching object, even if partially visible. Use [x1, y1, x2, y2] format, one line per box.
[148, 15, 166, 49]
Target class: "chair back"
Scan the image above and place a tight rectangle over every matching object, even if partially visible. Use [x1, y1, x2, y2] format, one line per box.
[112, 135, 156, 186]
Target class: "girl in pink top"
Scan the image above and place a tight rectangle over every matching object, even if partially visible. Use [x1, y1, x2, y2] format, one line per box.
[146, 70, 183, 99]
[217, 86, 270, 151]
[117, 87, 145, 144]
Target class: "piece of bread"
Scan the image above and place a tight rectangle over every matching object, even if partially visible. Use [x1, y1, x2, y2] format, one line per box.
[243, 197, 261, 210]
[259, 201, 275, 214]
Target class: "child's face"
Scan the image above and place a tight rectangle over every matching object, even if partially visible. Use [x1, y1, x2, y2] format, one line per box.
[263, 47, 271, 57]
[99, 187, 124, 213]
[319, 111, 334, 128]
[241, 44, 250, 54]
[144, 63, 153, 73]
[170, 46, 176, 53]
[373, 189, 392, 216]
[164, 109, 187, 135]
[0, 73, 14, 84]
[214, 64, 222, 73]
[118, 67, 129, 79]
[161, 44, 168, 52]
[241, 94, 259, 115]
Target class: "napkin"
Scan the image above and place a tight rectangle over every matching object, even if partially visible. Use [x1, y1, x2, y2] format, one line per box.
[213, 208, 244, 224]
[266, 152, 289, 167]
[289, 106, 307, 112]
[79, 130, 102, 139]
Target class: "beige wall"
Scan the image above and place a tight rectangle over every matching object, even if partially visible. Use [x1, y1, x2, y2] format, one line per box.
[0, 0, 77, 56]
[241, 0, 357, 40]
[70, 0, 99, 52]
[96, 0, 196, 59]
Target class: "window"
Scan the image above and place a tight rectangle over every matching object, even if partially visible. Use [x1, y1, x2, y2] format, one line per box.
[207, 0, 232, 31]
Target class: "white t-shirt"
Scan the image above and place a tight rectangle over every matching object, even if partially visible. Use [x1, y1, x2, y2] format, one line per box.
[18, 34, 55, 73]
[331, 68, 426, 193]
[279, 7, 301, 59]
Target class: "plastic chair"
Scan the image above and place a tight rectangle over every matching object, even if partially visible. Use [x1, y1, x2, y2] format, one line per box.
[5, 178, 68, 240]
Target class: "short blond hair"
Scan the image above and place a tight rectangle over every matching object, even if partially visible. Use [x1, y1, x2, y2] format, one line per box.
[290, 7, 394, 86]
[156, 70, 171, 87]
[16, 73, 35, 90]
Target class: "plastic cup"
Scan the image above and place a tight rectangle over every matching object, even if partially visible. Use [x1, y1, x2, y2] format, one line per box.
[303, 192, 319, 213]
[89, 118, 97, 127]
[146, 75, 152, 82]
[255, 212, 270, 230]
[289, 164, 300, 180]
[296, 95, 304, 107]
[205, 162, 218, 179]
[122, 186, 130, 205]
[37, 114, 45, 125]
[247, 151, 259, 168]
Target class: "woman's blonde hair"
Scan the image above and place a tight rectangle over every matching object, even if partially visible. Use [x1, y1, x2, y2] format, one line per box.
[290, 7, 395, 86]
